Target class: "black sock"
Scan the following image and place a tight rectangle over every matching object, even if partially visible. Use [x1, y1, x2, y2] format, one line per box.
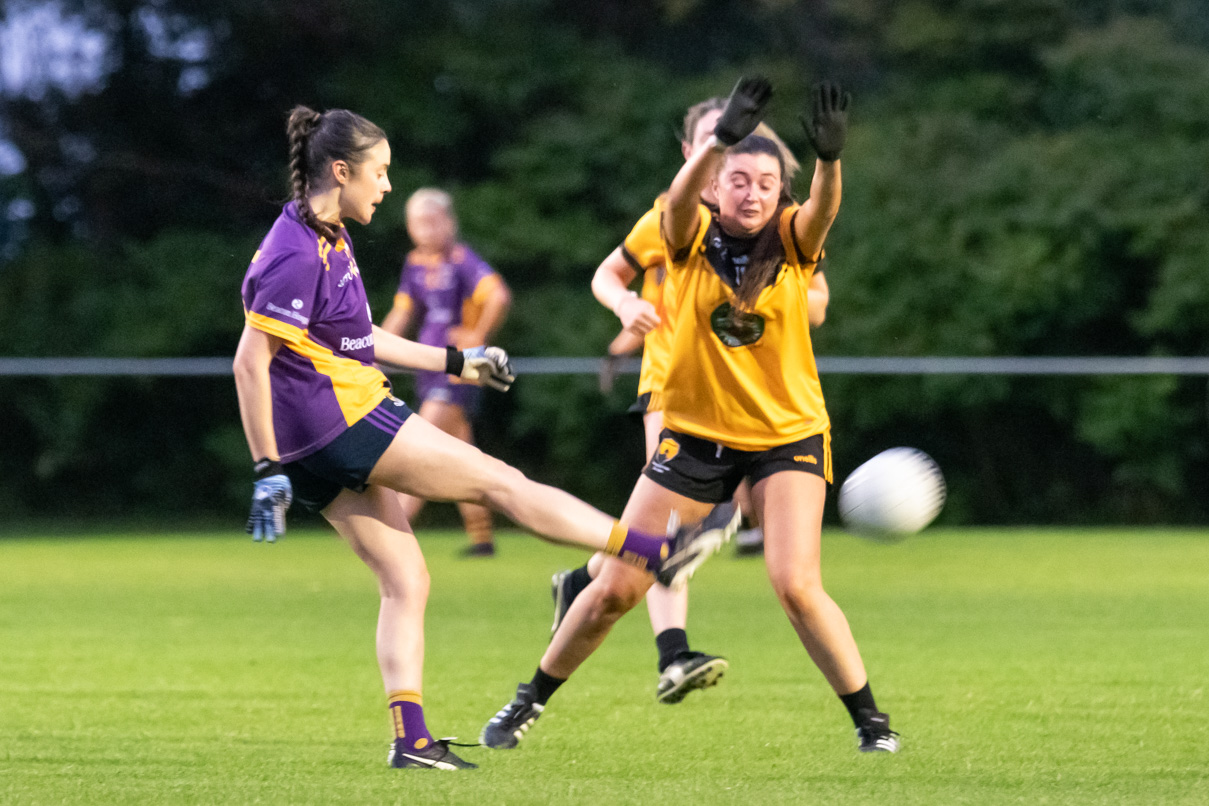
[655, 628, 691, 672]
[530, 668, 565, 706]
[567, 565, 592, 600]
[838, 681, 879, 727]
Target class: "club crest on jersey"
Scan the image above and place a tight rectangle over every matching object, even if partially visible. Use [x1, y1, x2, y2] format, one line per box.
[710, 301, 765, 347]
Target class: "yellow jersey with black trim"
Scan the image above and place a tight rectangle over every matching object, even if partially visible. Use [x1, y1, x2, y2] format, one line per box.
[620, 198, 673, 405]
[241, 203, 390, 462]
[660, 203, 828, 451]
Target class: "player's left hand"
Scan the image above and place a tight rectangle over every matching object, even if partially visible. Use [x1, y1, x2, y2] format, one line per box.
[460, 346, 516, 392]
[801, 81, 851, 162]
[246, 466, 292, 543]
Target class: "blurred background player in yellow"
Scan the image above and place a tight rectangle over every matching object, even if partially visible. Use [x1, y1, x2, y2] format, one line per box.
[381, 189, 512, 556]
[483, 77, 899, 754]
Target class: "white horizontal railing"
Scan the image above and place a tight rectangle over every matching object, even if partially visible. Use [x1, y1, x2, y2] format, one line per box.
[4, 356, 1209, 377]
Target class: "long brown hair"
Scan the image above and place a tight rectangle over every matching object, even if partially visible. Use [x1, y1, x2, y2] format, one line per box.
[723, 135, 793, 311]
[286, 106, 386, 241]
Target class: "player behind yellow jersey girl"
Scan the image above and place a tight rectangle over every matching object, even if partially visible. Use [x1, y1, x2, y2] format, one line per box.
[483, 77, 899, 754]
[233, 105, 738, 770]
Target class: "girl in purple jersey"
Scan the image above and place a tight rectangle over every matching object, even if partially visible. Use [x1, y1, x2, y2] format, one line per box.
[233, 105, 738, 770]
[381, 188, 512, 557]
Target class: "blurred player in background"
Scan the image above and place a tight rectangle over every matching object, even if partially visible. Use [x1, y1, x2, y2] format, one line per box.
[234, 106, 736, 771]
[380, 189, 512, 557]
[483, 77, 899, 754]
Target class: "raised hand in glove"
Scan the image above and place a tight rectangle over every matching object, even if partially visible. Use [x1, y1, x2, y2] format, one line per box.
[713, 75, 774, 147]
[801, 81, 851, 162]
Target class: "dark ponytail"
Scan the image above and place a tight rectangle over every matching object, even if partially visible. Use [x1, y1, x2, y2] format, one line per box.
[285, 105, 386, 242]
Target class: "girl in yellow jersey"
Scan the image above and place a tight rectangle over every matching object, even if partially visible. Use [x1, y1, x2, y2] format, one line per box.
[551, 104, 826, 706]
[482, 78, 899, 754]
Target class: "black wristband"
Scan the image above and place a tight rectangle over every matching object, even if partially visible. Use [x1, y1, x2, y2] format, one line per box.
[253, 458, 283, 480]
[444, 345, 465, 377]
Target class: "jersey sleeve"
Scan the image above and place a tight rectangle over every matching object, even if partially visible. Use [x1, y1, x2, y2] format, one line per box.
[455, 245, 504, 329]
[780, 204, 821, 271]
[242, 247, 322, 343]
[621, 202, 664, 273]
[394, 257, 421, 311]
[664, 203, 713, 270]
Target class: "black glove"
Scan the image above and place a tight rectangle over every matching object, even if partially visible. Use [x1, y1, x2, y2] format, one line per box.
[801, 81, 851, 162]
[713, 76, 774, 147]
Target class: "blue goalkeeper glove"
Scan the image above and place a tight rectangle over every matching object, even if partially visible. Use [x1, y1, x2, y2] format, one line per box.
[246, 459, 292, 543]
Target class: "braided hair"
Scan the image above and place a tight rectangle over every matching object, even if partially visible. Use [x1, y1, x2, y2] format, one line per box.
[286, 105, 386, 242]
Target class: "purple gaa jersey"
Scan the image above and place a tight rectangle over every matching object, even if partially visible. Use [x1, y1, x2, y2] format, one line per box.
[394, 243, 502, 405]
[241, 203, 390, 462]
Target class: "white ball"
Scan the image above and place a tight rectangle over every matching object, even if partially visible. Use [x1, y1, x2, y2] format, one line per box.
[838, 447, 946, 540]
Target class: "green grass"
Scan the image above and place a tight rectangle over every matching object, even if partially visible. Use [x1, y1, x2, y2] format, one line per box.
[2, 527, 1207, 805]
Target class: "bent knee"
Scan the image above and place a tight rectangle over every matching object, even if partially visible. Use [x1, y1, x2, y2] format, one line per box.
[593, 574, 649, 616]
[379, 565, 431, 602]
[477, 460, 530, 503]
[770, 575, 826, 613]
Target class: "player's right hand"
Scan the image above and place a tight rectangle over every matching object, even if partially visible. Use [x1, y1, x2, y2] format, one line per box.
[616, 295, 660, 336]
[247, 469, 292, 543]
[714, 76, 773, 147]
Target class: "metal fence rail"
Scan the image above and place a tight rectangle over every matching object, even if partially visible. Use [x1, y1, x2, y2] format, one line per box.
[4, 356, 1209, 377]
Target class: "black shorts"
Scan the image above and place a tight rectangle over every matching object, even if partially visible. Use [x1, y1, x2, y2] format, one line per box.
[627, 391, 653, 415]
[283, 396, 413, 513]
[642, 428, 831, 504]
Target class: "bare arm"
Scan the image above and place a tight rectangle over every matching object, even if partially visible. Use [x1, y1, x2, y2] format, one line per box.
[592, 246, 659, 336]
[792, 159, 842, 263]
[379, 296, 413, 338]
[808, 269, 830, 327]
[663, 142, 725, 253]
[372, 325, 448, 372]
[455, 276, 512, 348]
[607, 328, 646, 357]
[233, 324, 283, 462]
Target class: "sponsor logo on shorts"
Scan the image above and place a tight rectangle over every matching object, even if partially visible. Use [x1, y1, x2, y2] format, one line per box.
[794, 455, 818, 464]
[340, 334, 374, 352]
[650, 437, 680, 474]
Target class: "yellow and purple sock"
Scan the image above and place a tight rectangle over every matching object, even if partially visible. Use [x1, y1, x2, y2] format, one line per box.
[388, 690, 433, 751]
[604, 520, 669, 573]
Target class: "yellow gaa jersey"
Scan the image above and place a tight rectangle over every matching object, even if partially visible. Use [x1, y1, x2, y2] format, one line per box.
[660, 204, 828, 451]
[620, 198, 673, 406]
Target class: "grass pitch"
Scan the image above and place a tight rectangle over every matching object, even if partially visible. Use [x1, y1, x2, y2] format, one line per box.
[1, 526, 1207, 805]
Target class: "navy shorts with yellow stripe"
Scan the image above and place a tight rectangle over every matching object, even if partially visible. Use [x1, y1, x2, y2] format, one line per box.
[284, 396, 413, 512]
[642, 427, 832, 504]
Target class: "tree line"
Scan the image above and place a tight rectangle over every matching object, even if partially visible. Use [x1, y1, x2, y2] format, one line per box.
[2, 0, 1209, 523]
